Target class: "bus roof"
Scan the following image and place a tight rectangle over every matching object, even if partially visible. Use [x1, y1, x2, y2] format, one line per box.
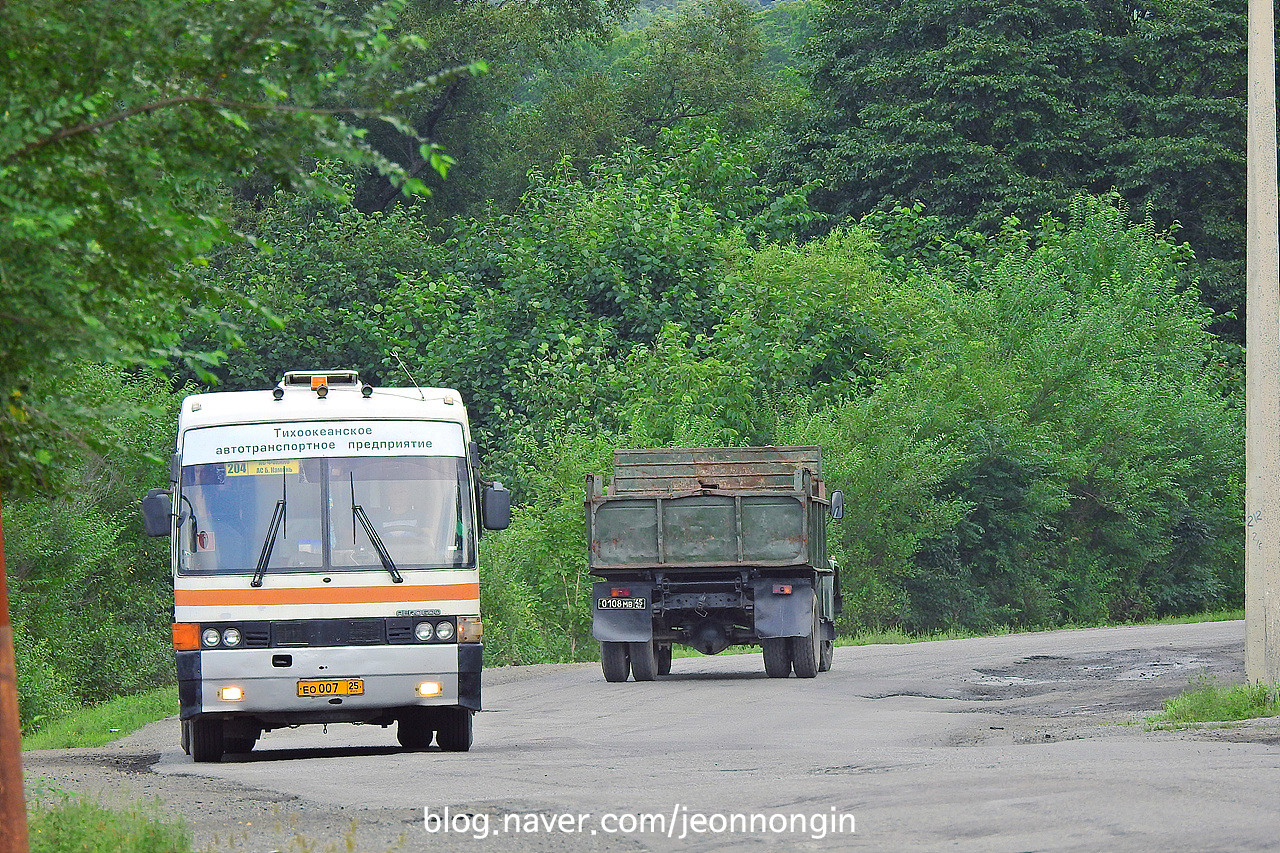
[177, 382, 471, 439]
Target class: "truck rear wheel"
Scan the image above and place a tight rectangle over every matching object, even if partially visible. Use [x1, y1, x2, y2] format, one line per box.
[791, 606, 821, 678]
[435, 708, 473, 752]
[656, 644, 672, 676]
[762, 638, 792, 677]
[189, 718, 225, 763]
[819, 634, 834, 672]
[629, 640, 658, 681]
[601, 641, 630, 682]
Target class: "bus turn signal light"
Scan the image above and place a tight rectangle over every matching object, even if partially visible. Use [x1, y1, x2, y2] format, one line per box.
[173, 622, 200, 650]
[457, 617, 483, 643]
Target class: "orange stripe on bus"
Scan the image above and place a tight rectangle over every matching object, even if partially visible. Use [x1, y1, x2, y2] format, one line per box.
[174, 583, 479, 607]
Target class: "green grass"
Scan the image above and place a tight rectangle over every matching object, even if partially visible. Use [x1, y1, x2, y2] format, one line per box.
[1147, 677, 1280, 728]
[1136, 608, 1245, 626]
[22, 686, 178, 751]
[26, 785, 191, 853]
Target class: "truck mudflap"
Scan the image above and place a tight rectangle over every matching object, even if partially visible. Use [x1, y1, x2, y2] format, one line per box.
[591, 580, 655, 642]
[752, 578, 816, 639]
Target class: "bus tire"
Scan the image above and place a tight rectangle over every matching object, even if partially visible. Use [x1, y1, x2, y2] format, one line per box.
[224, 736, 256, 755]
[601, 642, 630, 682]
[435, 708, 473, 752]
[397, 708, 434, 750]
[190, 718, 225, 763]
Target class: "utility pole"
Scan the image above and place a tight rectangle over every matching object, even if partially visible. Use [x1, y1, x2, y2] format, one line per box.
[0, 496, 30, 853]
[1246, 0, 1280, 686]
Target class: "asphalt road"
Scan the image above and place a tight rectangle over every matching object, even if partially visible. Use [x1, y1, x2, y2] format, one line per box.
[22, 620, 1280, 852]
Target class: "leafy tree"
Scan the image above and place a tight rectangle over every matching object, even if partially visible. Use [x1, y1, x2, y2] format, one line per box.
[788, 0, 1244, 330]
[0, 0, 472, 493]
[340, 0, 636, 215]
[192, 131, 816, 448]
[434, 0, 795, 216]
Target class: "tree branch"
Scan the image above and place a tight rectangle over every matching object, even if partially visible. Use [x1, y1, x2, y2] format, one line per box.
[4, 95, 399, 165]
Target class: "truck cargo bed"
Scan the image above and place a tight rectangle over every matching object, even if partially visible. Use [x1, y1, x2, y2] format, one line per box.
[586, 446, 832, 572]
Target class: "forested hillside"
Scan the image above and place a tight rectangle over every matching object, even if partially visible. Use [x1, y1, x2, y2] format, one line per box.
[1, 0, 1245, 729]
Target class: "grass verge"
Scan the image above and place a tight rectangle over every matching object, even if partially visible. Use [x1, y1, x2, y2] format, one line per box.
[22, 686, 178, 751]
[26, 785, 191, 853]
[1147, 677, 1280, 729]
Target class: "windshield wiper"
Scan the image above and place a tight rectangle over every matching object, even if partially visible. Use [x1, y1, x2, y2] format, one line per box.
[250, 498, 286, 588]
[351, 475, 403, 584]
[352, 504, 404, 584]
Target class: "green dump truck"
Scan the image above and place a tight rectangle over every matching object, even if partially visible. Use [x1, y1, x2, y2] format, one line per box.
[586, 446, 844, 681]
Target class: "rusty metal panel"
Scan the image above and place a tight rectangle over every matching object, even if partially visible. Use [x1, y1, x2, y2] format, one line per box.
[740, 497, 805, 562]
[592, 500, 660, 564]
[610, 446, 821, 494]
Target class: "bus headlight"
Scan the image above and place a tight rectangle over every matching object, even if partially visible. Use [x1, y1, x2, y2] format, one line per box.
[201, 628, 221, 647]
[434, 621, 455, 641]
[222, 627, 242, 647]
[414, 622, 434, 642]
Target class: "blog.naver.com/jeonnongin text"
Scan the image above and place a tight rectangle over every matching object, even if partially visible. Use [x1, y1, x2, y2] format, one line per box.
[423, 804, 856, 842]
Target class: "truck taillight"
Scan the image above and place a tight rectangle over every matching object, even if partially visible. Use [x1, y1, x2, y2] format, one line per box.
[610, 588, 631, 597]
[772, 584, 793, 595]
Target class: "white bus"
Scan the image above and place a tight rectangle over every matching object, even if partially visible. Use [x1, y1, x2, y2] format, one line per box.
[142, 370, 509, 762]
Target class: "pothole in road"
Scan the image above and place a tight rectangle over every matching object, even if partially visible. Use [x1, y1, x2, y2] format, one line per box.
[974, 649, 1215, 686]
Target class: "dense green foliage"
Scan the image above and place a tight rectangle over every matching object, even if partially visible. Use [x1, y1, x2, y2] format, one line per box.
[787, 0, 1245, 330]
[8, 368, 187, 731]
[186, 147, 1241, 661]
[0, 0, 471, 493]
[2, 0, 1250, 732]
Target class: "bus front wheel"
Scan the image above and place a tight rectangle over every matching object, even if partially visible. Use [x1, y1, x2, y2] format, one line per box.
[189, 718, 225, 763]
[435, 708, 473, 752]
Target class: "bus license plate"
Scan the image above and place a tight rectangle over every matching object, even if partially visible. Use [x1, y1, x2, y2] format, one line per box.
[597, 597, 647, 610]
[297, 678, 364, 697]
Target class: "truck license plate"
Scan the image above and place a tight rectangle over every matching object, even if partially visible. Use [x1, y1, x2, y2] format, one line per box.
[597, 597, 647, 610]
[297, 678, 364, 697]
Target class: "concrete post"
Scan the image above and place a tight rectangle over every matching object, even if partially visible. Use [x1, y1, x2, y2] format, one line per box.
[1246, 0, 1280, 686]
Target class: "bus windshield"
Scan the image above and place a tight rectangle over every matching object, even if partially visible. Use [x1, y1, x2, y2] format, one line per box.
[178, 456, 474, 576]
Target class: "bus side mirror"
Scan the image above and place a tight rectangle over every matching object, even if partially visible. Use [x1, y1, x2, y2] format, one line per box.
[829, 490, 844, 521]
[141, 489, 173, 537]
[482, 482, 511, 531]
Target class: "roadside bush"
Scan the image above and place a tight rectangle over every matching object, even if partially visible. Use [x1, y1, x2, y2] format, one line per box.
[7, 365, 181, 731]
